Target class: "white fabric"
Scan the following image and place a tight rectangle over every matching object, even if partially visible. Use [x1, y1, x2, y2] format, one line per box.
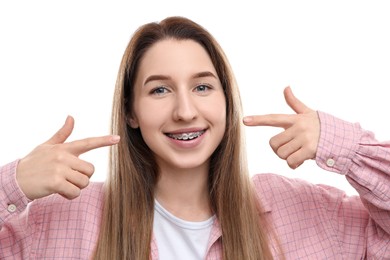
[153, 200, 215, 260]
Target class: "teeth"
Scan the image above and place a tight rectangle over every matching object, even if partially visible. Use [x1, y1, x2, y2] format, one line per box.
[168, 130, 205, 140]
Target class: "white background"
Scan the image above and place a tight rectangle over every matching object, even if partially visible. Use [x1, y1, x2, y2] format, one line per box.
[1, 1, 389, 195]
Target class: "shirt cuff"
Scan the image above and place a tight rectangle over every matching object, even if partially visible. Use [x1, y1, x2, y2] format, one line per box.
[0, 160, 31, 215]
[315, 111, 362, 175]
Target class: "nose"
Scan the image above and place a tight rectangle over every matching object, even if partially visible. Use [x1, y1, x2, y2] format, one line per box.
[172, 90, 198, 122]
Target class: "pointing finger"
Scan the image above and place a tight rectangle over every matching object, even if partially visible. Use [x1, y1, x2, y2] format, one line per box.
[243, 114, 295, 129]
[65, 135, 120, 156]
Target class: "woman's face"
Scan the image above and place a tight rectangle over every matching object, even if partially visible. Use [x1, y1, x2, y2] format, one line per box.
[131, 39, 226, 172]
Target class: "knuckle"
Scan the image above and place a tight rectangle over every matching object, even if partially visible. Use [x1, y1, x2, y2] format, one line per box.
[86, 163, 95, 175]
[66, 189, 81, 200]
[269, 138, 278, 151]
[287, 162, 296, 169]
[287, 157, 298, 169]
[295, 120, 311, 133]
[276, 148, 288, 160]
[79, 162, 95, 177]
[52, 150, 66, 163]
[52, 167, 65, 179]
[79, 175, 90, 188]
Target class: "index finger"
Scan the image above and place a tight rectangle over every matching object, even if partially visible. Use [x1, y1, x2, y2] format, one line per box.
[243, 114, 295, 129]
[65, 135, 120, 155]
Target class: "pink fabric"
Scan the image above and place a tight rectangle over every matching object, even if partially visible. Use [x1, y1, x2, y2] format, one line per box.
[1, 111, 389, 259]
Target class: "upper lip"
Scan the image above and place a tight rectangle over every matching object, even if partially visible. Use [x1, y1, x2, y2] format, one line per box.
[165, 127, 207, 134]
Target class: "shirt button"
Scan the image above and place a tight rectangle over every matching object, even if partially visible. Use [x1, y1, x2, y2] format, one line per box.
[7, 204, 17, 213]
[326, 158, 335, 167]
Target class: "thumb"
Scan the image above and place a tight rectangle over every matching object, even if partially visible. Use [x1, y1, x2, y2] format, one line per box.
[284, 86, 312, 114]
[45, 116, 75, 145]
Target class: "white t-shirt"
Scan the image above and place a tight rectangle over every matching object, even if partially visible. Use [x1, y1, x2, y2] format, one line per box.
[153, 200, 215, 260]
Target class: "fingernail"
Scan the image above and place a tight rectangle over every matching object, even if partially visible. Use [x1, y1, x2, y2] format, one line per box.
[243, 116, 252, 123]
[111, 135, 121, 143]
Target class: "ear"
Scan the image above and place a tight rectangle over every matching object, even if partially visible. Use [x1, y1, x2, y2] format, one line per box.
[127, 115, 139, 128]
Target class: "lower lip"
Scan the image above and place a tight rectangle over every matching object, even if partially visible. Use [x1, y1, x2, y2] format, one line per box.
[166, 131, 206, 149]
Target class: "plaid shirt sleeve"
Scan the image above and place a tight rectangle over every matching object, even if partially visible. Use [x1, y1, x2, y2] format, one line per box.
[316, 111, 390, 258]
[0, 160, 30, 218]
[0, 160, 104, 259]
[0, 160, 33, 258]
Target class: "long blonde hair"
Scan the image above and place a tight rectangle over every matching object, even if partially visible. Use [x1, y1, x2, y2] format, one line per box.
[94, 16, 275, 259]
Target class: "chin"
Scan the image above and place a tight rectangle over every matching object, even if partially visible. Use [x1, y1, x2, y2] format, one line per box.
[166, 157, 210, 172]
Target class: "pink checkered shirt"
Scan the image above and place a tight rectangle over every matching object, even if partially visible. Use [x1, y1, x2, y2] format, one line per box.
[1, 111, 390, 259]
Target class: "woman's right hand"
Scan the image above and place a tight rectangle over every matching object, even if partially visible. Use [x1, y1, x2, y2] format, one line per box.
[16, 116, 120, 200]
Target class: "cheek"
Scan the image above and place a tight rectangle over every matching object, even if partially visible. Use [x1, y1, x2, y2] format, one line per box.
[137, 112, 160, 130]
[136, 112, 161, 148]
[135, 101, 169, 133]
[200, 95, 227, 136]
[209, 95, 227, 123]
[216, 98, 227, 136]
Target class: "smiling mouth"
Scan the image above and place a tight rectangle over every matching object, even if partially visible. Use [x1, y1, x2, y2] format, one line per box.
[166, 130, 206, 141]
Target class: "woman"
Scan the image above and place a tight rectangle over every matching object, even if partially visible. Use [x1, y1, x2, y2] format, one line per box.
[1, 16, 389, 259]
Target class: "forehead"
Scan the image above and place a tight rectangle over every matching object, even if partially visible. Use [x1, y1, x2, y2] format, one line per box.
[137, 39, 217, 79]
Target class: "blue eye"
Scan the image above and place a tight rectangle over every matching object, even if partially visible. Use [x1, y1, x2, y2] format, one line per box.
[195, 84, 211, 92]
[151, 86, 169, 95]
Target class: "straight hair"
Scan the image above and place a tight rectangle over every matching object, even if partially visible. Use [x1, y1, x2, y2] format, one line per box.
[94, 16, 278, 259]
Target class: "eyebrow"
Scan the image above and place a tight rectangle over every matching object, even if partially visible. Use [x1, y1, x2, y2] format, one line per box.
[192, 71, 217, 80]
[143, 71, 217, 86]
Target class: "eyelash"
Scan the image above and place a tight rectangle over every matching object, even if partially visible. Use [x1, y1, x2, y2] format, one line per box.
[195, 84, 212, 92]
[149, 86, 171, 96]
[149, 84, 212, 96]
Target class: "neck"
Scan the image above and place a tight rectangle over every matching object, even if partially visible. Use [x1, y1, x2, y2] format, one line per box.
[155, 165, 212, 221]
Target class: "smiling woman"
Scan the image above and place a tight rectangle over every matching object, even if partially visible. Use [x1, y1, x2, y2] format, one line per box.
[1, 14, 390, 260]
[95, 18, 274, 259]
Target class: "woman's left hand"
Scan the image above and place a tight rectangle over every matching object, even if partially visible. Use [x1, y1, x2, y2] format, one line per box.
[243, 86, 320, 169]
